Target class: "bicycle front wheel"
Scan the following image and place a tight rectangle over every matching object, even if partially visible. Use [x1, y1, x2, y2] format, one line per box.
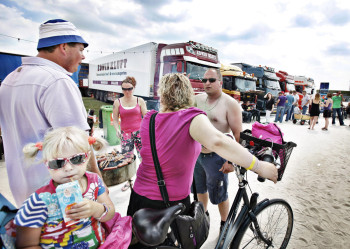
[232, 199, 293, 249]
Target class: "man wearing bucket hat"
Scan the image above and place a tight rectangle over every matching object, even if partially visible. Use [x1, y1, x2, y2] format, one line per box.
[0, 19, 100, 207]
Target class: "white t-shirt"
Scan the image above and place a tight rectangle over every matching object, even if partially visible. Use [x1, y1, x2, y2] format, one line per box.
[0, 57, 89, 206]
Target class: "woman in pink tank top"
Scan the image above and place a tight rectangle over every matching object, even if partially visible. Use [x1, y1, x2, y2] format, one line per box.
[112, 76, 147, 191]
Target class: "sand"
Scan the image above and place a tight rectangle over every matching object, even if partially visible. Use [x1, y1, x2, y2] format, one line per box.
[1, 115, 350, 248]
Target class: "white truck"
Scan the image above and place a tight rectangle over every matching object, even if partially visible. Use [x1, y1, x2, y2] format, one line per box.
[88, 41, 220, 109]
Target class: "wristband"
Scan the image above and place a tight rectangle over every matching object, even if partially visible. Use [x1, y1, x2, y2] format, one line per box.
[96, 203, 109, 221]
[246, 156, 256, 171]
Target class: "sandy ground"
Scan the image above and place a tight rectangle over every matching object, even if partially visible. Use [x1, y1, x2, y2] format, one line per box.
[1, 115, 350, 248]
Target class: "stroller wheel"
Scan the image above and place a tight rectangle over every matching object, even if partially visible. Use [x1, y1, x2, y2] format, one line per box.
[293, 119, 297, 124]
[301, 120, 305, 125]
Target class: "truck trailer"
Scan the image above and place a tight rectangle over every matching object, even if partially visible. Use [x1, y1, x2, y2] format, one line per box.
[88, 41, 220, 109]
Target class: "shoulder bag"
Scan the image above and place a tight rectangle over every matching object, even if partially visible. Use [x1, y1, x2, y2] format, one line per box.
[149, 112, 209, 249]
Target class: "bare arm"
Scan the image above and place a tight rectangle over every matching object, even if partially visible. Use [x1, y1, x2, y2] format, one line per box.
[226, 98, 242, 141]
[66, 191, 115, 222]
[16, 226, 42, 249]
[190, 114, 278, 182]
[112, 99, 121, 137]
[139, 98, 148, 117]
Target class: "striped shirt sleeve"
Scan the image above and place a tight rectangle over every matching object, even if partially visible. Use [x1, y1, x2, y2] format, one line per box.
[14, 192, 48, 228]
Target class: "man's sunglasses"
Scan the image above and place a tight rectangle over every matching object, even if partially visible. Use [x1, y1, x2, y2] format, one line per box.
[45, 152, 89, 170]
[122, 87, 134, 91]
[201, 78, 217, 83]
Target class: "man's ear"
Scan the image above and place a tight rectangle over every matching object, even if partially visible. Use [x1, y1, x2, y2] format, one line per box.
[58, 43, 67, 55]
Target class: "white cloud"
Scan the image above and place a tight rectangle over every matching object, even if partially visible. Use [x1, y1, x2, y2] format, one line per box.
[0, 0, 349, 90]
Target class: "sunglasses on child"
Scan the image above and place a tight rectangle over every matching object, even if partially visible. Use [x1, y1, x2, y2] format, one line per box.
[45, 152, 89, 170]
[201, 78, 217, 83]
[122, 87, 134, 91]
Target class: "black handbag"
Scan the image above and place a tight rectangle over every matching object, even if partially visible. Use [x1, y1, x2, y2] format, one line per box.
[149, 112, 210, 249]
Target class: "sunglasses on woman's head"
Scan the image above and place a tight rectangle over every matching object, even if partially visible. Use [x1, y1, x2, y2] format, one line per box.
[201, 78, 217, 83]
[122, 87, 133, 91]
[45, 152, 89, 170]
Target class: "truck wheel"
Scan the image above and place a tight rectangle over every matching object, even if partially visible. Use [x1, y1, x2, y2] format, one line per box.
[103, 92, 108, 103]
[95, 90, 100, 100]
[86, 89, 92, 97]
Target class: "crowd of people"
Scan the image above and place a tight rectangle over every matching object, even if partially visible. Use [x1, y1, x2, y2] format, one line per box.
[0, 19, 278, 249]
[0, 18, 348, 248]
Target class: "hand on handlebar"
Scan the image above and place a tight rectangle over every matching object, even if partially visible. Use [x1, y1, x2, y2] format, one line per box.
[254, 161, 278, 183]
[219, 161, 235, 174]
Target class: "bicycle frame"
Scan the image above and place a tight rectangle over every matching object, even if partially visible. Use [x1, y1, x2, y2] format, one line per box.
[215, 166, 269, 249]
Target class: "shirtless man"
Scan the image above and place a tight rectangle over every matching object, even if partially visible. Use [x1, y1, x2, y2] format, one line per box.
[193, 68, 242, 233]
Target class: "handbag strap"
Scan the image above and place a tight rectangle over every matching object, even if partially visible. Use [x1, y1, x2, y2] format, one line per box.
[149, 112, 198, 206]
[272, 123, 285, 143]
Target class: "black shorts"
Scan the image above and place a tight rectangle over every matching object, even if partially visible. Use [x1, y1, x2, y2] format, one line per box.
[323, 109, 332, 118]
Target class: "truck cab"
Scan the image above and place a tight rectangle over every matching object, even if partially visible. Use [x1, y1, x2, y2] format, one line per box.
[276, 70, 296, 93]
[220, 64, 257, 102]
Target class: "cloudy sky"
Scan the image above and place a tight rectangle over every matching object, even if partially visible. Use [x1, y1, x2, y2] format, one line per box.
[1, 0, 350, 90]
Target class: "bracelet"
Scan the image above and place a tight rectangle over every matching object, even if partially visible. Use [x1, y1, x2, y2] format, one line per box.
[246, 156, 256, 171]
[96, 203, 109, 221]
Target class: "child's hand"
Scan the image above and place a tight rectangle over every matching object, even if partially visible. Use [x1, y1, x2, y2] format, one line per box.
[65, 199, 97, 220]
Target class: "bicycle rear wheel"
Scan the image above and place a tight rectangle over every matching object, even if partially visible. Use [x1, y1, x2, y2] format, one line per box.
[231, 199, 293, 249]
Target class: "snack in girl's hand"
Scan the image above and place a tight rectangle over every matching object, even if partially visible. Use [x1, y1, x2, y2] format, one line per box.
[56, 181, 84, 226]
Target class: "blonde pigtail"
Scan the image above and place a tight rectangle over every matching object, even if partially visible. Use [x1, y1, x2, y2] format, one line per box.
[23, 143, 41, 160]
[88, 136, 108, 152]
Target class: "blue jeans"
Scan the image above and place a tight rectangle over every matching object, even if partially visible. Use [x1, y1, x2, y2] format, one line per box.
[302, 105, 308, 115]
[284, 105, 292, 121]
[274, 106, 285, 123]
[332, 108, 344, 125]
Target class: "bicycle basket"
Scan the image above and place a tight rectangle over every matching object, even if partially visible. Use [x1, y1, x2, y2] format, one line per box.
[240, 129, 297, 181]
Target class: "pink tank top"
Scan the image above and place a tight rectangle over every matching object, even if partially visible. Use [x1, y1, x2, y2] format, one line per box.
[118, 98, 142, 132]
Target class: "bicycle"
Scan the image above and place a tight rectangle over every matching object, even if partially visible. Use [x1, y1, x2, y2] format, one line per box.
[215, 129, 297, 249]
[131, 129, 297, 249]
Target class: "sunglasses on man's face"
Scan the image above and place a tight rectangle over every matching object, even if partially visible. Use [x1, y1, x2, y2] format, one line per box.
[122, 87, 133, 91]
[201, 78, 217, 83]
[45, 152, 89, 170]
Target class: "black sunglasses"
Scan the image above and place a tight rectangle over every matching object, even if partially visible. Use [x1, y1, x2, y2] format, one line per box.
[201, 78, 217, 83]
[122, 87, 133, 91]
[45, 152, 89, 170]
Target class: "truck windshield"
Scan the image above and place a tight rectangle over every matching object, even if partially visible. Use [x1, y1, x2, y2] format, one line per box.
[186, 62, 209, 80]
[265, 80, 280, 90]
[286, 83, 296, 91]
[236, 78, 256, 92]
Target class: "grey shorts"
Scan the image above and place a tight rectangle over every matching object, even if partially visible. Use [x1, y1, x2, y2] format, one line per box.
[192, 152, 228, 205]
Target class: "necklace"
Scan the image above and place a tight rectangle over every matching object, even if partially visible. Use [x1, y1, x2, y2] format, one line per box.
[204, 94, 222, 112]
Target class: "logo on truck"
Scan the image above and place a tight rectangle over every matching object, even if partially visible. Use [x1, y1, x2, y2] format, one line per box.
[97, 59, 127, 71]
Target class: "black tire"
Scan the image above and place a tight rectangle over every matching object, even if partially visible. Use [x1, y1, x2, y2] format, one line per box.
[292, 119, 297, 124]
[231, 199, 293, 249]
[103, 92, 108, 103]
[95, 90, 100, 100]
[300, 120, 305, 125]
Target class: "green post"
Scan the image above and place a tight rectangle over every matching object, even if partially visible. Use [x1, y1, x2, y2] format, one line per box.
[101, 105, 119, 146]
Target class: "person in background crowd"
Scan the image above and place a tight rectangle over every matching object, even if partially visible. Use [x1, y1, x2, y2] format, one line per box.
[332, 91, 345, 126]
[291, 90, 299, 120]
[0, 19, 101, 207]
[308, 93, 321, 130]
[301, 90, 310, 115]
[194, 68, 243, 234]
[127, 73, 277, 248]
[241, 101, 253, 123]
[322, 92, 333, 131]
[285, 91, 295, 122]
[345, 102, 350, 119]
[113, 76, 147, 191]
[264, 92, 275, 123]
[274, 92, 287, 123]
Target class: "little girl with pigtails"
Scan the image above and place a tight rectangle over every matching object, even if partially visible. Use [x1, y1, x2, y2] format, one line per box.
[14, 126, 132, 249]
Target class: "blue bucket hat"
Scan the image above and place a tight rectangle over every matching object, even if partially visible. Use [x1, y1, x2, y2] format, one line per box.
[37, 19, 88, 49]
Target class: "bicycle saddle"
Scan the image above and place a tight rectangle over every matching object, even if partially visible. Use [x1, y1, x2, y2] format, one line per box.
[132, 203, 185, 246]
